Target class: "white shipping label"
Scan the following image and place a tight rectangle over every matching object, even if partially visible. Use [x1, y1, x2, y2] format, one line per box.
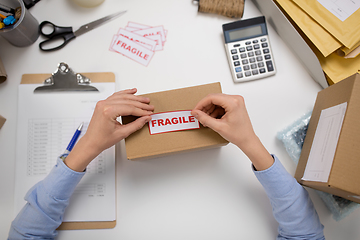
[149, 111, 200, 135]
[317, 0, 360, 21]
[302, 102, 347, 182]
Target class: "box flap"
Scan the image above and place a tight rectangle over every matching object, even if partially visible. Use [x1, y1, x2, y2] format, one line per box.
[296, 74, 355, 182]
[123, 83, 229, 160]
[0, 115, 6, 129]
[328, 74, 360, 195]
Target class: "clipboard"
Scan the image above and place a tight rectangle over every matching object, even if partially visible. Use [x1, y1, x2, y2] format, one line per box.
[21, 63, 115, 88]
[16, 63, 117, 230]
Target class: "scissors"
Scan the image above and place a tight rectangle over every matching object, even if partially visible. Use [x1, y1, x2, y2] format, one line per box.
[39, 10, 126, 52]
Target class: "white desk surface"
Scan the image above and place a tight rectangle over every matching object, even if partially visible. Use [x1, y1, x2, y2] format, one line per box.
[0, 0, 359, 239]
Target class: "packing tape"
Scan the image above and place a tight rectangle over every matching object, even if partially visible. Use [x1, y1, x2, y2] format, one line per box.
[196, 0, 245, 18]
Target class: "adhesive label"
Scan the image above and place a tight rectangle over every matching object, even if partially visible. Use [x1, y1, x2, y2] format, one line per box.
[111, 35, 154, 66]
[117, 29, 157, 51]
[317, 0, 360, 21]
[149, 110, 200, 135]
[110, 22, 167, 66]
[134, 26, 166, 43]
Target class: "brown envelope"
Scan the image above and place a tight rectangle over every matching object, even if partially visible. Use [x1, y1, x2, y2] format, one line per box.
[338, 42, 360, 58]
[275, 0, 342, 57]
[312, 47, 360, 85]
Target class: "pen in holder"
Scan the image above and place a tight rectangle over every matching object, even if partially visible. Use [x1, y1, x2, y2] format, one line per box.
[193, 0, 245, 18]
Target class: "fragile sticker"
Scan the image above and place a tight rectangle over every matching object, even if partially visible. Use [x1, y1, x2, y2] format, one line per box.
[149, 110, 200, 135]
[111, 35, 154, 66]
[110, 22, 167, 66]
[133, 26, 166, 43]
[127, 22, 151, 30]
[117, 29, 157, 51]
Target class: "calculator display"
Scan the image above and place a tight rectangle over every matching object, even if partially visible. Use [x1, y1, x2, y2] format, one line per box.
[228, 25, 262, 41]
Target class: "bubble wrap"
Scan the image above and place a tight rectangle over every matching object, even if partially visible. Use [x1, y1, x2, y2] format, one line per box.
[277, 112, 359, 221]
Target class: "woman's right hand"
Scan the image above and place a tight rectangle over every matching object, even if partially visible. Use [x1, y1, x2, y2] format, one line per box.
[191, 93, 274, 171]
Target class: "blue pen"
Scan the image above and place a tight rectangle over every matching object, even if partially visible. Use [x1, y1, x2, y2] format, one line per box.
[60, 122, 83, 159]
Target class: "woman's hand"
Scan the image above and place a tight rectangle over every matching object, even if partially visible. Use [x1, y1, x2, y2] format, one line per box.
[191, 93, 273, 171]
[64, 88, 154, 172]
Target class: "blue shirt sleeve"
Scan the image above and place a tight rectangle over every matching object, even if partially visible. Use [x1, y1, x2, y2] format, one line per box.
[253, 155, 325, 240]
[9, 155, 325, 240]
[8, 158, 85, 240]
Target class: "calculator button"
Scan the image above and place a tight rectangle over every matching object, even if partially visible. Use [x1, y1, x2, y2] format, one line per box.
[256, 56, 263, 61]
[265, 54, 271, 60]
[249, 58, 256, 63]
[253, 44, 260, 50]
[258, 62, 265, 68]
[232, 55, 239, 60]
[245, 41, 251, 45]
[242, 59, 249, 65]
[252, 69, 259, 75]
[255, 50, 261, 55]
[243, 65, 250, 71]
[252, 40, 258, 44]
[263, 48, 270, 54]
[246, 46, 253, 51]
[239, 47, 246, 52]
[234, 44, 240, 47]
[259, 68, 266, 74]
[266, 60, 274, 72]
[231, 49, 237, 54]
[235, 67, 242, 72]
[261, 38, 267, 42]
[248, 52, 254, 57]
[236, 73, 243, 78]
[234, 61, 240, 66]
[251, 63, 257, 69]
[245, 71, 251, 77]
[262, 42, 268, 48]
[240, 53, 247, 58]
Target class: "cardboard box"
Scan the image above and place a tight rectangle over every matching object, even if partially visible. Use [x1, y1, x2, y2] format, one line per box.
[252, 0, 328, 88]
[0, 115, 6, 129]
[0, 56, 7, 84]
[295, 73, 360, 203]
[122, 82, 229, 160]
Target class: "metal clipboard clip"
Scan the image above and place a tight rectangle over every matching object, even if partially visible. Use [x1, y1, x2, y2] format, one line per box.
[34, 62, 99, 93]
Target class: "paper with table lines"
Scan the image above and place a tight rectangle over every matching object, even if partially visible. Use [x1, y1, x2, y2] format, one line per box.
[14, 82, 116, 222]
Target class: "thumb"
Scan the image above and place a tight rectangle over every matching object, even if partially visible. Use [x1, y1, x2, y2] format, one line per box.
[119, 116, 151, 139]
[192, 110, 221, 132]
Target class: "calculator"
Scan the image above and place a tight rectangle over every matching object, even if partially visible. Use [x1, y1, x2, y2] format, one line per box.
[222, 16, 276, 83]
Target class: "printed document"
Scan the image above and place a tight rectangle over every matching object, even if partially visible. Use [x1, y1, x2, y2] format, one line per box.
[302, 102, 347, 182]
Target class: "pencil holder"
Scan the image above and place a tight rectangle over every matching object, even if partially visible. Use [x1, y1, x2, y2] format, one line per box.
[195, 0, 245, 18]
[0, 0, 39, 47]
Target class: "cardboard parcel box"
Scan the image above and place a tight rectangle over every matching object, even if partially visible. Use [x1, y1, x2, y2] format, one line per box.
[295, 73, 360, 203]
[0, 115, 6, 129]
[122, 82, 229, 160]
